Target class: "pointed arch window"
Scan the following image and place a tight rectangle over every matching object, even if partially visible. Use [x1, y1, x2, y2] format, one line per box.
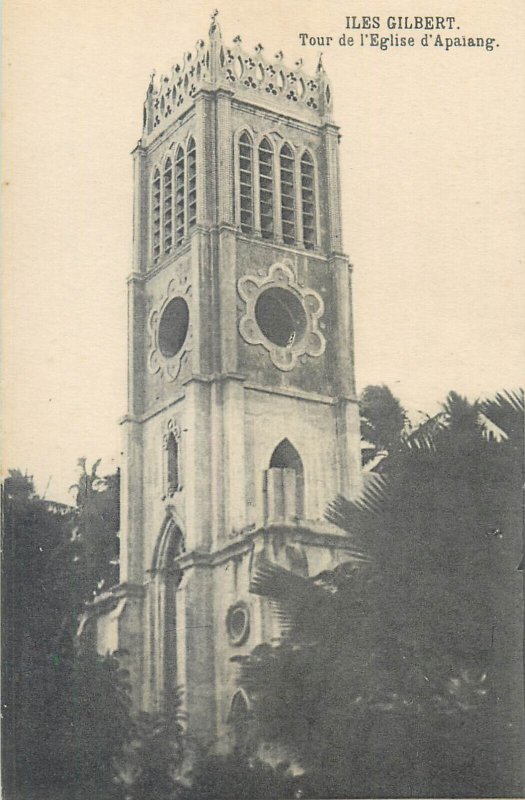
[280, 144, 295, 245]
[300, 151, 316, 250]
[163, 421, 182, 496]
[265, 438, 304, 522]
[165, 432, 180, 496]
[230, 691, 252, 755]
[270, 438, 303, 473]
[163, 158, 173, 254]
[187, 137, 197, 231]
[175, 145, 185, 247]
[152, 168, 161, 261]
[239, 132, 254, 234]
[258, 137, 274, 240]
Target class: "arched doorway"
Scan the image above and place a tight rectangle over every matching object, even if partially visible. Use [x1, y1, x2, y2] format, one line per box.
[150, 515, 185, 709]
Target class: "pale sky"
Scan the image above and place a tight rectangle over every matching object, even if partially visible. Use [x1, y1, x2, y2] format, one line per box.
[2, 0, 524, 502]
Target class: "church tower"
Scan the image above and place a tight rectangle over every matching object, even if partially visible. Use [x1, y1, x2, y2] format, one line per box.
[92, 13, 362, 748]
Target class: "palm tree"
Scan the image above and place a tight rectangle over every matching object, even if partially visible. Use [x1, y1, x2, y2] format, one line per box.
[326, 387, 524, 797]
[70, 458, 120, 601]
[234, 389, 524, 797]
[359, 384, 407, 467]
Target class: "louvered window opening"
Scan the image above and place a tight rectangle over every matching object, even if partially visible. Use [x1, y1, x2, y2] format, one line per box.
[175, 147, 185, 247]
[187, 138, 197, 231]
[163, 159, 173, 254]
[258, 138, 273, 241]
[280, 146, 295, 245]
[301, 153, 316, 250]
[152, 169, 161, 261]
[239, 134, 254, 234]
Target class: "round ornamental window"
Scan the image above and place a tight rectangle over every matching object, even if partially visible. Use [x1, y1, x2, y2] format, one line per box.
[226, 603, 250, 646]
[254, 287, 307, 348]
[158, 297, 189, 358]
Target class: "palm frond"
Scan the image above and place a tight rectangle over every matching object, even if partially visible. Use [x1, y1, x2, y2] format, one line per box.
[404, 412, 446, 452]
[479, 389, 524, 444]
[326, 475, 389, 534]
[249, 556, 312, 599]
[268, 598, 295, 637]
[442, 391, 480, 419]
[477, 412, 508, 443]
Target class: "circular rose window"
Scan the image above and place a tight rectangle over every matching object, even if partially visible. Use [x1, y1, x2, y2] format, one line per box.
[254, 287, 307, 348]
[158, 297, 189, 358]
[226, 602, 250, 646]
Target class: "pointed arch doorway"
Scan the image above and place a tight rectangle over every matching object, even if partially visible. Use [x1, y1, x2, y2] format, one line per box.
[150, 513, 185, 709]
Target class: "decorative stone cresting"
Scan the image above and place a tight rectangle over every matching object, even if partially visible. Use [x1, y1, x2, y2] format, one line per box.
[143, 11, 332, 137]
[148, 277, 192, 382]
[238, 260, 325, 371]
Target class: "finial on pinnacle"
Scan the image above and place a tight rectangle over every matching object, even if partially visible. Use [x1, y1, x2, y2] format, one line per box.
[209, 8, 221, 38]
[317, 52, 324, 73]
[255, 43, 264, 53]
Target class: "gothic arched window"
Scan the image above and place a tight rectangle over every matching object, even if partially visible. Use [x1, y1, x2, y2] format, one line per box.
[166, 432, 180, 496]
[266, 438, 305, 521]
[280, 144, 295, 245]
[300, 151, 316, 250]
[187, 137, 197, 232]
[152, 168, 161, 261]
[258, 137, 274, 240]
[239, 132, 254, 234]
[175, 145, 185, 247]
[163, 157, 173, 254]
[270, 438, 304, 474]
[230, 691, 252, 754]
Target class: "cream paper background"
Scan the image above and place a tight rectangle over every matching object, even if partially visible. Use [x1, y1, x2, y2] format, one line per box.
[1, 0, 524, 501]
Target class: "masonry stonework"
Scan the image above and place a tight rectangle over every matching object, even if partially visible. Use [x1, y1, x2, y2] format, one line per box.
[89, 14, 362, 748]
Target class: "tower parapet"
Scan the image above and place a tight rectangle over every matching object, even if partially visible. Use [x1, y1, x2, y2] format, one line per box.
[143, 14, 333, 142]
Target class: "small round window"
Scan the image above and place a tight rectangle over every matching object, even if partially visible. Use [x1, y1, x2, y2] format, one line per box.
[254, 287, 307, 348]
[158, 297, 189, 358]
[226, 603, 250, 646]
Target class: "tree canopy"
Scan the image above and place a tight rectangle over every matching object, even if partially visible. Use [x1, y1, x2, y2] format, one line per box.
[2, 390, 523, 798]
[234, 388, 525, 797]
[2, 463, 123, 799]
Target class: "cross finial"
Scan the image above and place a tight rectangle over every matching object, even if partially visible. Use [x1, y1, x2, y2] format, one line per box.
[211, 8, 219, 23]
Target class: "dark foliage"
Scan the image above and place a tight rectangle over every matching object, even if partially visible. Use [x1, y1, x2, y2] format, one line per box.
[113, 692, 185, 800]
[182, 753, 301, 800]
[236, 389, 525, 798]
[359, 384, 407, 465]
[70, 457, 120, 601]
[2, 464, 124, 800]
